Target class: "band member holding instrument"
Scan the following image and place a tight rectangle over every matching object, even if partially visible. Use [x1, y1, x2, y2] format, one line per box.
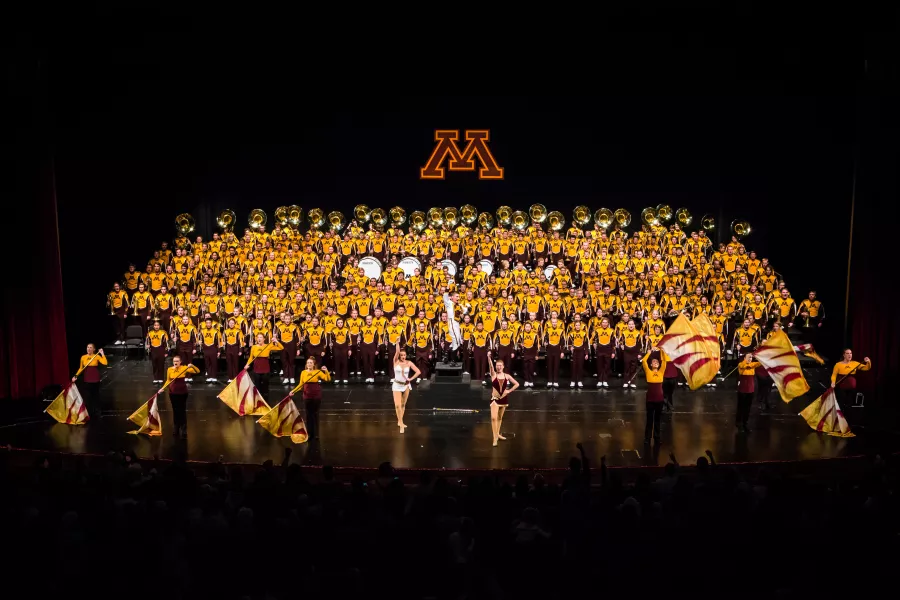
[244, 334, 284, 401]
[72, 344, 107, 419]
[173, 314, 198, 378]
[592, 316, 615, 388]
[471, 321, 491, 384]
[568, 320, 590, 388]
[289, 358, 331, 440]
[108, 283, 129, 345]
[146, 320, 169, 383]
[619, 320, 642, 389]
[165, 355, 200, 439]
[275, 312, 301, 385]
[132, 282, 153, 337]
[391, 342, 421, 432]
[642, 348, 666, 445]
[487, 351, 519, 446]
[199, 316, 222, 383]
[412, 320, 434, 380]
[831, 349, 872, 408]
[736, 353, 761, 433]
[543, 312, 565, 388]
[330, 317, 352, 383]
[518, 321, 540, 387]
[223, 317, 244, 382]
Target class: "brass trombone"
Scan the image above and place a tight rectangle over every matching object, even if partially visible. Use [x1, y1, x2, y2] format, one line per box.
[656, 204, 674, 223]
[510, 211, 530, 231]
[495, 206, 513, 226]
[460, 204, 478, 225]
[732, 220, 752, 237]
[216, 209, 236, 231]
[443, 207, 460, 228]
[371, 207, 388, 227]
[409, 211, 427, 233]
[529, 204, 548, 223]
[547, 211, 565, 231]
[675, 207, 693, 227]
[248, 209, 267, 230]
[354, 205, 372, 223]
[701, 214, 716, 231]
[478, 212, 495, 230]
[594, 208, 613, 229]
[573, 205, 592, 226]
[427, 207, 444, 228]
[327, 211, 346, 232]
[389, 206, 407, 227]
[308, 208, 326, 229]
[175, 213, 196, 235]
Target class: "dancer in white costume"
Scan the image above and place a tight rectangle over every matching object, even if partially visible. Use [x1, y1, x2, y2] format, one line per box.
[392, 341, 421, 432]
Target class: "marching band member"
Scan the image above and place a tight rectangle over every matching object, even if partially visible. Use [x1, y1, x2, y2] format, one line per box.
[289, 358, 331, 440]
[359, 314, 380, 383]
[244, 334, 284, 401]
[543, 312, 565, 388]
[108, 283, 129, 344]
[642, 348, 667, 445]
[619, 320, 642, 389]
[736, 353, 761, 433]
[165, 355, 201, 439]
[275, 312, 301, 385]
[568, 320, 590, 388]
[146, 320, 169, 383]
[72, 344, 107, 419]
[592, 316, 615, 388]
[330, 317, 352, 383]
[199, 315, 222, 383]
[223, 317, 245, 382]
[831, 349, 872, 408]
[471, 321, 491, 384]
[173, 314, 198, 377]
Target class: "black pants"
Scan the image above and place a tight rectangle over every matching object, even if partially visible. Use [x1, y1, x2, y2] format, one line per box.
[736, 392, 754, 427]
[83, 382, 101, 419]
[644, 401, 663, 442]
[253, 371, 270, 401]
[663, 378, 677, 407]
[170, 392, 188, 432]
[755, 375, 772, 406]
[837, 387, 856, 408]
[304, 398, 321, 439]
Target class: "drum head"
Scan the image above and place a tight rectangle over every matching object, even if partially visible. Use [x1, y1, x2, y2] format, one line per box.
[544, 264, 558, 280]
[398, 257, 422, 278]
[358, 257, 383, 280]
[478, 259, 494, 277]
[440, 259, 458, 277]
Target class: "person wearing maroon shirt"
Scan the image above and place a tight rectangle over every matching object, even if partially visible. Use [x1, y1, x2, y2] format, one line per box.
[72, 344, 107, 419]
[165, 355, 201, 439]
[289, 357, 331, 440]
[737, 354, 761, 433]
[642, 349, 667, 445]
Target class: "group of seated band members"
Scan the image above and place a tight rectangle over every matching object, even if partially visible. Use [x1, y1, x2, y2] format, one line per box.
[105, 216, 825, 391]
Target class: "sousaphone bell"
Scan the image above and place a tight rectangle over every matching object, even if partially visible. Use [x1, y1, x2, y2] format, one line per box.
[613, 208, 631, 228]
[573, 205, 592, 226]
[478, 212, 495, 230]
[594, 208, 614, 229]
[701, 214, 716, 231]
[510, 210, 530, 231]
[460, 204, 478, 225]
[327, 211, 346, 232]
[495, 206, 512, 227]
[216, 209, 236, 231]
[371, 207, 388, 227]
[656, 204, 674, 223]
[175, 213, 196, 235]
[308, 208, 326, 229]
[248, 209, 267, 231]
[409, 211, 427, 233]
[547, 211, 565, 231]
[427, 207, 444, 228]
[529, 203, 548, 224]
[443, 207, 460, 228]
[732, 220, 752, 237]
[675, 208, 693, 227]
[389, 206, 407, 227]
[287, 205, 303, 227]
[274, 206, 289, 226]
[354, 205, 372, 223]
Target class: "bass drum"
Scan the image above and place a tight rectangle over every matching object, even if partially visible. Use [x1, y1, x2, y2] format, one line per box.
[440, 259, 458, 278]
[478, 259, 494, 277]
[358, 257, 383, 281]
[398, 256, 423, 279]
[544, 264, 558, 280]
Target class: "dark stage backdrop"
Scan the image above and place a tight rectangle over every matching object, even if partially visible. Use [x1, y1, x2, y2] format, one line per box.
[52, 93, 856, 368]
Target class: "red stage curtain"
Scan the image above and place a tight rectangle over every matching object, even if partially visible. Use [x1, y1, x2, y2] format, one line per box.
[848, 87, 899, 407]
[0, 159, 69, 399]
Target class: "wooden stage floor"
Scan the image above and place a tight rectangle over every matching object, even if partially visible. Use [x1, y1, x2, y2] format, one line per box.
[0, 355, 889, 469]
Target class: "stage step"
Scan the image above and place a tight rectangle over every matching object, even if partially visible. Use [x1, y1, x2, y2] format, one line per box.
[431, 362, 471, 384]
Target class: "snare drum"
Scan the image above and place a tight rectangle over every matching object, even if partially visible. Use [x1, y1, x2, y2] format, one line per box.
[398, 257, 423, 278]
[358, 257, 383, 281]
[478, 259, 494, 277]
[440, 259, 458, 278]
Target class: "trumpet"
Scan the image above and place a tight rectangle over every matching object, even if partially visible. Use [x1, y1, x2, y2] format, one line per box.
[573, 205, 591, 226]
[510, 210, 530, 231]
[248, 209, 267, 230]
[371, 207, 388, 227]
[460, 204, 478, 226]
[495, 206, 512, 226]
[354, 205, 372, 223]
[477, 211, 495, 230]
[175, 213, 196, 235]
[547, 210, 565, 231]
[656, 204, 674, 222]
[287, 205, 303, 227]
[410, 211, 427, 233]
[732, 220, 752, 237]
[427, 207, 444, 228]
[217, 209, 236, 231]
[327, 211, 346, 232]
[389, 206, 407, 227]
[308, 208, 325, 229]
[443, 207, 460, 228]
[594, 208, 614, 229]
[675, 207, 693, 227]
[701, 214, 716, 231]
[529, 204, 548, 223]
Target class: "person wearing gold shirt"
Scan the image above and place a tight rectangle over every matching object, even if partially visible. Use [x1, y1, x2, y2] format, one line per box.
[830, 349, 872, 408]
[330, 317, 352, 383]
[642, 348, 667, 445]
[619, 320, 642, 388]
[223, 317, 245, 382]
[735, 353, 761, 433]
[173, 314, 199, 371]
[303, 316, 327, 369]
[518, 322, 540, 388]
[412, 321, 434, 380]
[199, 316, 222, 383]
[470, 322, 492, 383]
[493, 321, 517, 374]
[244, 333, 284, 402]
[72, 344, 108, 419]
[155, 285, 175, 332]
[108, 283, 130, 345]
[592, 317, 615, 388]
[145, 320, 170, 383]
[275, 313, 301, 385]
[568, 321, 590, 388]
[288, 357, 331, 440]
[543, 314, 565, 388]
[359, 314, 380, 383]
[164, 355, 201, 440]
[132, 282, 153, 337]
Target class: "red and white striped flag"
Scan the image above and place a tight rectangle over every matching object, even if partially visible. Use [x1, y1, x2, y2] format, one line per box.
[799, 387, 854, 437]
[45, 384, 89, 425]
[218, 370, 271, 416]
[754, 331, 810, 402]
[127, 392, 163, 436]
[793, 343, 825, 365]
[658, 313, 721, 390]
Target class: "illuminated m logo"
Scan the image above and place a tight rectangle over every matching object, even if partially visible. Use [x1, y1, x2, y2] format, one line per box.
[420, 130, 504, 180]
